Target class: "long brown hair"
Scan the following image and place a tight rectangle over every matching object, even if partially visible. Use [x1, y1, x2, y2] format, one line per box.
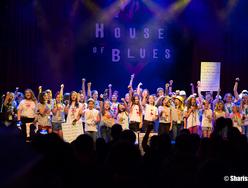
[24, 89, 37, 102]
[131, 94, 142, 114]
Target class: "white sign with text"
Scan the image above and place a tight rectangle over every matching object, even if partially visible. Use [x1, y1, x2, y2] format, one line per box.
[62, 122, 84, 143]
[200, 62, 221, 91]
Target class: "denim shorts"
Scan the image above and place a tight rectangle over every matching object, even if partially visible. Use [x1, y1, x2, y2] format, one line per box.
[52, 122, 62, 131]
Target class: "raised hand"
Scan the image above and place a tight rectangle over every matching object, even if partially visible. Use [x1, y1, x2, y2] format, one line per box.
[197, 81, 201, 88]
[38, 86, 42, 93]
[131, 74, 135, 79]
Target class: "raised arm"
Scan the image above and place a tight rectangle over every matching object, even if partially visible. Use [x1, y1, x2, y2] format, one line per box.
[121, 97, 128, 108]
[82, 78, 86, 98]
[14, 87, 19, 100]
[155, 96, 163, 107]
[99, 94, 104, 114]
[87, 82, 92, 98]
[128, 74, 135, 89]
[165, 83, 169, 96]
[60, 84, 64, 101]
[108, 84, 112, 100]
[38, 86, 42, 100]
[191, 83, 195, 95]
[213, 88, 221, 107]
[137, 82, 143, 96]
[196, 81, 203, 100]
[141, 92, 147, 107]
[169, 80, 173, 95]
[233, 77, 240, 101]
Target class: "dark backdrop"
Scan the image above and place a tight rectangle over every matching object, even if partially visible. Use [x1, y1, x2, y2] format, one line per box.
[0, 0, 248, 97]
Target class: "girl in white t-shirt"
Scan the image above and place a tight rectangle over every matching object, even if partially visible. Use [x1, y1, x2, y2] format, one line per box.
[201, 100, 213, 138]
[142, 95, 158, 132]
[129, 94, 143, 132]
[83, 98, 100, 142]
[65, 91, 83, 126]
[117, 102, 129, 130]
[17, 89, 37, 141]
[184, 96, 200, 134]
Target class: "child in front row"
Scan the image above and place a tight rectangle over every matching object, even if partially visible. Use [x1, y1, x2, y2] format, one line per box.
[51, 92, 65, 138]
[184, 96, 200, 134]
[158, 96, 172, 135]
[142, 95, 158, 132]
[117, 101, 129, 130]
[201, 100, 213, 138]
[129, 94, 143, 132]
[230, 105, 242, 133]
[84, 98, 100, 142]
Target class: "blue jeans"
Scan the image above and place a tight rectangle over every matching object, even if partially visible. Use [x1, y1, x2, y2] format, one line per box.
[242, 125, 248, 140]
[172, 122, 183, 140]
[86, 131, 97, 142]
[52, 122, 62, 131]
[100, 126, 112, 143]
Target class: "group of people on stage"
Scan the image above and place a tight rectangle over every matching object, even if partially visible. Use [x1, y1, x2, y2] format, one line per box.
[1, 75, 248, 142]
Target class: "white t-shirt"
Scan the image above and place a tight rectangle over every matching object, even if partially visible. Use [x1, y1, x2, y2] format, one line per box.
[144, 104, 158, 122]
[18, 99, 37, 118]
[185, 107, 200, 128]
[158, 106, 171, 123]
[129, 105, 142, 123]
[201, 109, 213, 128]
[84, 108, 99, 132]
[117, 111, 129, 130]
[111, 102, 119, 119]
[66, 103, 83, 124]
